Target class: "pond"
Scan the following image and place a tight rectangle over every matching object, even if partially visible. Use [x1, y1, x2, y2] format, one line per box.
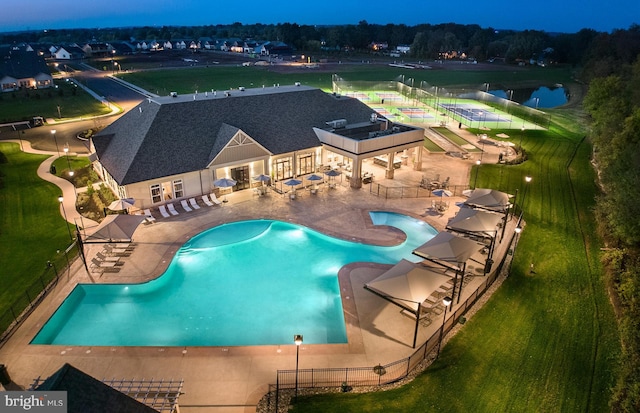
[489, 85, 568, 108]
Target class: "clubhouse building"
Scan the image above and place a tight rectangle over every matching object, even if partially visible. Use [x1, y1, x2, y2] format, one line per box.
[90, 85, 425, 208]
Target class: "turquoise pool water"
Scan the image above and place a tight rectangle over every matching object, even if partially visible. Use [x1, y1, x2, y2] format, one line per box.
[32, 212, 437, 346]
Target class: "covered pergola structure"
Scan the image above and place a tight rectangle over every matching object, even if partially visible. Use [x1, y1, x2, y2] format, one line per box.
[365, 259, 452, 348]
[314, 119, 424, 189]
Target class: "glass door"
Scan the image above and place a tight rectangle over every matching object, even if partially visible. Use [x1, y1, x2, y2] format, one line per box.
[231, 165, 250, 190]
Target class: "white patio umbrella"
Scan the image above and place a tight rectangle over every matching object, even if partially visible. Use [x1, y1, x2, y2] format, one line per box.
[108, 197, 135, 211]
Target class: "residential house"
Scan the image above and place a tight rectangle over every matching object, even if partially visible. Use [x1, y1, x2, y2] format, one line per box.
[0, 47, 53, 92]
[53, 45, 85, 60]
[82, 42, 111, 57]
[256, 41, 292, 56]
[90, 85, 424, 208]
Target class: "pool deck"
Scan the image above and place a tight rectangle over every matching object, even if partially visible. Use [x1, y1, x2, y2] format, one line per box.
[0, 146, 518, 413]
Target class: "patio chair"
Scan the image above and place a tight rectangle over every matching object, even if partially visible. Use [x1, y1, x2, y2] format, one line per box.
[209, 193, 222, 205]
[167, 203, 180, 215]
[201, 195, 214, 207]
[96, 251, 120, 263]
[89, 258, 121, 274]
[189, 198, 201, 209]
[91, 257, 120, 269]
[180, 199, 193, 212]
[103, 244, 133, 257]
[159, 205, 171, 218]
[143, 209, 156, 222]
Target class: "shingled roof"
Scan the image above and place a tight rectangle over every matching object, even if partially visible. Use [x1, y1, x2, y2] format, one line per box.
[0, 47, 51, 79]
[93, 85, 379, 185]
[35, 363, 159, 413]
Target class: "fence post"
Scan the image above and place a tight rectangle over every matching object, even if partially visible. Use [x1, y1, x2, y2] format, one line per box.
[275, 374, 279, 413]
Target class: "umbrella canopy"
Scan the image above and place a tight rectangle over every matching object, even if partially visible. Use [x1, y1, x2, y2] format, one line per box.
[213, 177, 237, 188]
[464, 188, 510, 211]
[446, 207, 504, 235]
[324, 169, 342, 177]
[496, 133, 510, 139]
[306, 174, 323, 181]
[283, 179, 302, 187]
[253, 174, 271, 182]
[365, 259, 451, 312]
[85, 214, 147, 242]
[108, 198, 135, 211]
[432, 189, 453, 197]
[413, 231, 483, 268]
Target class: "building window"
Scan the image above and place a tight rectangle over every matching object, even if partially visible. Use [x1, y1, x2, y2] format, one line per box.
[173, 180, 184, 198]
[150, 184, 162, 203]
[274, 157, 292, 181]
[298, 153, 314, 175]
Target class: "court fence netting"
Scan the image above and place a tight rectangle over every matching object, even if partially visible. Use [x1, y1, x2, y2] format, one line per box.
[331, 75, 551, 130]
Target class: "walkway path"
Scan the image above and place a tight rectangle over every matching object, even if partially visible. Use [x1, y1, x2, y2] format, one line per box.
[3, 139, 99, 228]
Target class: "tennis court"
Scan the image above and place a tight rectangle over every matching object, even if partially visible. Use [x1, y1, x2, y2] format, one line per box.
[348, 92, 371, 101]
[439, 103, 511, 123]
[398, 107, 435, 120]
[375, 92, 404, 102]
[370, 107, 393, 116]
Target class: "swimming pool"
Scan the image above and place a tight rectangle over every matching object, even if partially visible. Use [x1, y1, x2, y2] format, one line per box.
[32, 212, 437, 346]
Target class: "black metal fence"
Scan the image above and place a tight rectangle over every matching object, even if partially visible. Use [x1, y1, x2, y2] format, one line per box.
[0, 242, 78, 346]
[368, 183, 470, 199]
[265, 237, 512, 412]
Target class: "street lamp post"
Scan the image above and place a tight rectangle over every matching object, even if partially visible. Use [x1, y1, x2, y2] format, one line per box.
[521, 175, 533, 212]
[51, 129, 60, 156]
[437, 296, 453, 358]
[63, 144, 72, 173]
[474, 159, 481, 188]
[294, 334, 303, 402]
[58, 196, 73, 242]
[479, 134, 487, 162]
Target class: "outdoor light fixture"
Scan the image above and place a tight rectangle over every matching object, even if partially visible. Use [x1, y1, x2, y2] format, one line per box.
[294, 334, 303, 401]
[437, 296, 453, 358]
[58, 196, 73, 241]
[51, 129, 60, 157]
[63, 143, 72, 175]
[474, 159, 481, 188]
[521, 175, 533, 211]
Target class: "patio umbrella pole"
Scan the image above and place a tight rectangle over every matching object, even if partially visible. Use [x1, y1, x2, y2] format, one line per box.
[413, 302, 421, 348]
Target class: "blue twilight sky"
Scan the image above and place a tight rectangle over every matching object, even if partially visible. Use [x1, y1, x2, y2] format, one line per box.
[1, 0, 638, 34]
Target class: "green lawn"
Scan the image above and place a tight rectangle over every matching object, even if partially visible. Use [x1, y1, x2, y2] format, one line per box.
[0, 143, 74, 323]
[290, 109, 618, 412]
[118, 65, 574, 95]
[0, 80, 111, 123]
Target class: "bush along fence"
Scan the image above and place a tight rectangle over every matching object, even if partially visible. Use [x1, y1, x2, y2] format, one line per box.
[0, 242, 78, 346]
[263, 234, 513, 412]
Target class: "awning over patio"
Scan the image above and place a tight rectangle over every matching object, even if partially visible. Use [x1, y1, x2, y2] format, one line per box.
[84, 214, 147, 243]
[446, 207, 504, 237]
[413, 231, 483, 269]
[365, 259, 451, 312]
[464, 188, 511, 212]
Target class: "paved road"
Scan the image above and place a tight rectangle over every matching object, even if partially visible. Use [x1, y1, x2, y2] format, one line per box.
[0, 66, 147, 154]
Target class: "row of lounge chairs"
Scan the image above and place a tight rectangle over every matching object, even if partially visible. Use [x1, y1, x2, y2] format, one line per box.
[90, 243, 136, 274]
[141, 194, 223, 221]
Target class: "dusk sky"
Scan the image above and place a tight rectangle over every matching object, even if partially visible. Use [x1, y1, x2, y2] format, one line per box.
[1, 0, 638, 34]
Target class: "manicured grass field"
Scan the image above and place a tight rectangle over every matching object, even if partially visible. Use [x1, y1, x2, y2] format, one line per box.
[289, 110, 618, 412]
[118, 65, 574, 95]
[0, 143, 75, 320]
[0, 81, 111, 124]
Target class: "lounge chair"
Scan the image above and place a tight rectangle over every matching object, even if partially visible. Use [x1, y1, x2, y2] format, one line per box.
[91, 258, 120, 272]
[167, 203, 180, 215]
[201, 195, 214, 207]
[209, 193, 222, 205]
[96, 251, 120, 262]
[180, 199, 193, 212]
[189, 198, 201, 209]
[159, 205, 171, 218]
[103, 244, 133, 257]
[143, 209, 156, 222]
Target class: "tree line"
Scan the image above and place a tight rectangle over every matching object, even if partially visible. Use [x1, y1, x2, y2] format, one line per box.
[583, 25, 640, 412]
[1, 21, 638, 65]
